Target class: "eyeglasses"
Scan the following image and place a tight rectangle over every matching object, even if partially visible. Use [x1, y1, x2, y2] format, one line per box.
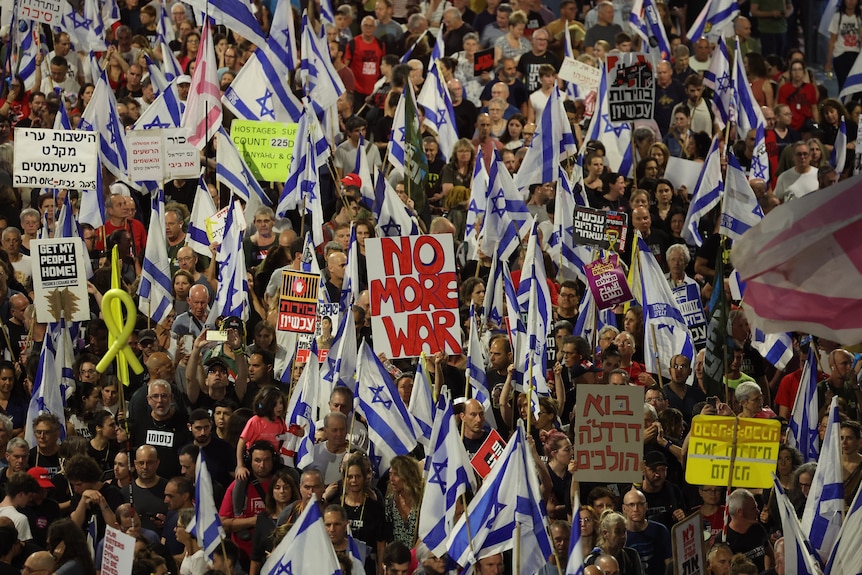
[671, 364, 689, 370]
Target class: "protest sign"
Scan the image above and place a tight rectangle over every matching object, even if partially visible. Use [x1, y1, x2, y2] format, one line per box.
[230, 120, 298, 181]
[127, 130, 163, 181]
[665, 157, 702, 192]
[585, 254, 633, 310]
[671, 513, 706, 575]
[473, 49, 495, 76]
[573, 207, 629, 251]
[296, 302, 339, 363]
[162, 128, 199, 179]
[278, 270, 320, 333]
[559, 56, 601, 93]
[686, 416, 780, 488]
[572, 385, 642, 482]
[606, 53, 654, 123]
[18, 0, 62, 25]
[470, 429, 506, 478]
[672, 282, 707, 349]
[13, 128, 98, 190]
[205, 200, 246, 244]
[366, 234, 461, 358]
[31, 238, 90, 323]
[101, 525, 135, 575]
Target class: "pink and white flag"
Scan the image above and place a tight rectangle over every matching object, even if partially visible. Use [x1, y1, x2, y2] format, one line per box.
[181, 20, 222, 149]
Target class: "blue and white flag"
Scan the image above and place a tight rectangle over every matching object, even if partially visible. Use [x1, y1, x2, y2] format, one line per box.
[751, 329, 794, 371]
[417, 61, 459, 161]
[820, 0, 840, 38]
[142, 52, 169, 96]
[300, 11, 344, 113]
[155, 1, 174, 45]
[629, 0, 671, 60]
[574, 283, 617, 353]
[430, 24, 444, 62]
[321, 308, 357, 392]
[161, 38, 184, 82]
[59, 0, 107, 52]
[374, 168, 419, 237]
[583, 66, 632, 177]
[466, 148, 489, 240]
[408, 356, 435, 448]
[482, 252, 506, 331]
[563, 22, 580, 101]
[840, 51, 862, 99]
[467, 304, 496, 429]
[184, 0, 268, 47]
[515, 86, 577, 191]
[355, 340, 418, 475]
[721, 151, 763, 241]
[138, 189, 174, 325]
[355, 135, 375, 209]
[733, 38, 770, 184]
[186, 450, 226, 562]
[418, 389, 478, 557]
[319, 0, 336, 26]
[682, 135, 723, 247]
[222, 46, 303, 122]
[775, 474, 825, 575]
[686, 0, 739, 41]
[13, 19, 40, 91]
[102, 0, 120, 29]
[268, 0, 300, 71]
[637, 233, 695, 379]
[187, 176, 217, 257]
[80, 69, 129, 183]
[25, 319, 71, 447]
[77, 168, 105, 228]
[210, 199, 249, 322]
[802, 396, 844, 564]
[261, 494, 343, 575]
[216, 127, 272, 218]
[447, 423, 552, 573]
[547, 165, 590, 282]
[566, 491, 585, 575]
[830, 116, 847, 172]
[479, 151, 530, 262]
[826, 474, 862, 574]
[133, 78, 183, 129]
[400, 29, 429, 63]
[341, 223, 360, 310]
[704, 37, 733, 127]
[285, 346, 322, 468]
[787, 346, 821, 463]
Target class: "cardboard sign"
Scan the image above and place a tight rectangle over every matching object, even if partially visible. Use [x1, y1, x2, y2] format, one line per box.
[101, 525, 135, 575]
[470, 429, 506, 478]
[572, 385, 642, 482]
[127, 130, 163, 181]
[31, 238, 90, 323]
[473, 49, 495, 76]
[606, 53, 654, 123]
[585, 254, 633, 310]
[366, 234, 462, 359]
[573, 207, 629, 251]
[278, 270, 320, 333]
[162, 128, 199, 179]
[559, 56, 601, 94]
[685, 416, 781, 488]
[230, 120, 298, 182]
[672, 282, 707, 349]
[13, 128, 98, 190]
[296, 302, 339, 364]
[18, 0, 62, 25]
[671, 513, 706, 575]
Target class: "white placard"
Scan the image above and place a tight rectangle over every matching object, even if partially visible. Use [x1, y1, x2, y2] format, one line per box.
[101, 525, 135, 575]
[17, 0, 63, 25]
[127, 130, 164, 181]
[31, 238, 90, 323]
[162, 128, 199, 179]
[205, 199, 247, 244]
[558, 56, 601, 91]
[13, 128, 98, 191]
[665, 156, 703, 194]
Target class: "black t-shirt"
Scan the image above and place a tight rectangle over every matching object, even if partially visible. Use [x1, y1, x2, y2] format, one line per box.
[453, 99, 479, 139]
[643, 481, 686, 532]
[725, 523, 771, 572]
[463, 429, 490, 458]
[345, 494, 387, 574]
[517, 51, 562, 93]
[130, 478, 170, 533]
[129, 410, 191, 479]
[69, 483, 126, 544]
[201, 437, 237, 489]
[20, 497, 61, 548]
[653, 81, 686, 135]
[480, 79, 530, 110]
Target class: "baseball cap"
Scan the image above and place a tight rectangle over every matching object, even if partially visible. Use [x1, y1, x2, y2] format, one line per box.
[28, 467, 54, 489]
[177, 74, 192, 85]
[204, 356, 230, 373]
[138, 329, 157, 344]
[341, 173, 362, 188]
[644, 450, 668, 468]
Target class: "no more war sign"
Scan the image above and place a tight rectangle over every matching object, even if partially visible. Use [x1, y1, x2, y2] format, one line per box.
[366, 234, 462, 359]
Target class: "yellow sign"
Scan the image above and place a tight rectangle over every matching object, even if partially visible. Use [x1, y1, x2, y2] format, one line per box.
[685, 415, 780, 488]
[230, 120, 298, 182]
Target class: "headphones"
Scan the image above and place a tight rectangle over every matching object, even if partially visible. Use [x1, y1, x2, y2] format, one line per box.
[243, 439, 279, 469]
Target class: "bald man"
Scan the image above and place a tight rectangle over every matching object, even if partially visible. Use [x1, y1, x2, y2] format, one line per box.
[460, 398, 489, 456]
[23, 550, 55, 574]
[172, 284, 210, 337]
[2, 293, 28, 361]
[176, 245, 215, 299]
[324, 252, 347, 303]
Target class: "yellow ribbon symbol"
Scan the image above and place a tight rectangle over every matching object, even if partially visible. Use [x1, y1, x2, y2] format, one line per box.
[95, 288, 144, 384]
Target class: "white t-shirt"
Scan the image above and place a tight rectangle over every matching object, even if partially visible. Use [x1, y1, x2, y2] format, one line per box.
[0, 506, 32, 541]
[774, 167, 819, 202]
[830, 12, 862, 58]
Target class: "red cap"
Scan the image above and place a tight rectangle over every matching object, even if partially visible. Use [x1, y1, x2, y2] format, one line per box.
[341, 173, 362, 188]
[28, 467, 53, 489]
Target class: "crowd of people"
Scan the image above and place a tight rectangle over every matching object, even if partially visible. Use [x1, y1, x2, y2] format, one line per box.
[0, 0, 855, 574]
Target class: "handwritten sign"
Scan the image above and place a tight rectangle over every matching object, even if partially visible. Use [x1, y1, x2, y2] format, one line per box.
[162, 128, 198, 179]
[13, 128, 98, 190]
[231, 120, 298, 181]
[205, 200, 246, 244]
[671, 513, 706, 575]
[572, 385, 642, 482]
[558, 57, 601, 110]
[278, 270, 319, 333]
[101, 525, 135, 575]
[17, 0, 62, 25]
[685, 416, 780, 488]
[474, 49, 494, 76]
[127, 130, 163, 181]
[585, 254, 633, 310]
[606, 53, 654, 123]
[573, 207, 629, 251]
[367, 234, 462, 359]
[672, 282, 707, 349]
[31, 238, 90, 323]
[471, 429, 506, 478]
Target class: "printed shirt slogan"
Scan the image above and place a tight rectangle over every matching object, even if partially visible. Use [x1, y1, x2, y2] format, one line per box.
[366, 234, 462, 359]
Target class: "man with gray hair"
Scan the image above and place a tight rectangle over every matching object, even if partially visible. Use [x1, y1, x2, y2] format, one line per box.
[1, 228, 30, 287]
[726, 488, 774, 571]
[129, 380, 191, 478]
[308, 412, 349, 484]
[442, 7, 474, 56]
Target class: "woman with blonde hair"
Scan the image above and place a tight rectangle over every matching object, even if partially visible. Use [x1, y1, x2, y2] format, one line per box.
[584, 509, 645, 575]
[649, 142, 671, 177]
[385, 455, 423, 548]
[493, 10, 531, 63]
[438, 139, 475, 201]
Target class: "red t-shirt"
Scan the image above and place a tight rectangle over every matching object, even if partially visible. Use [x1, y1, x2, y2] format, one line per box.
[219, 477, 271, 559]
[95, 218, 148, 258]
[344, 36, 386, 96]
[777, 82, 817, 131]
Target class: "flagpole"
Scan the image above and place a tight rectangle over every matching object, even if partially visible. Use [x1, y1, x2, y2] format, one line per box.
[721, 415, 740, 542]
